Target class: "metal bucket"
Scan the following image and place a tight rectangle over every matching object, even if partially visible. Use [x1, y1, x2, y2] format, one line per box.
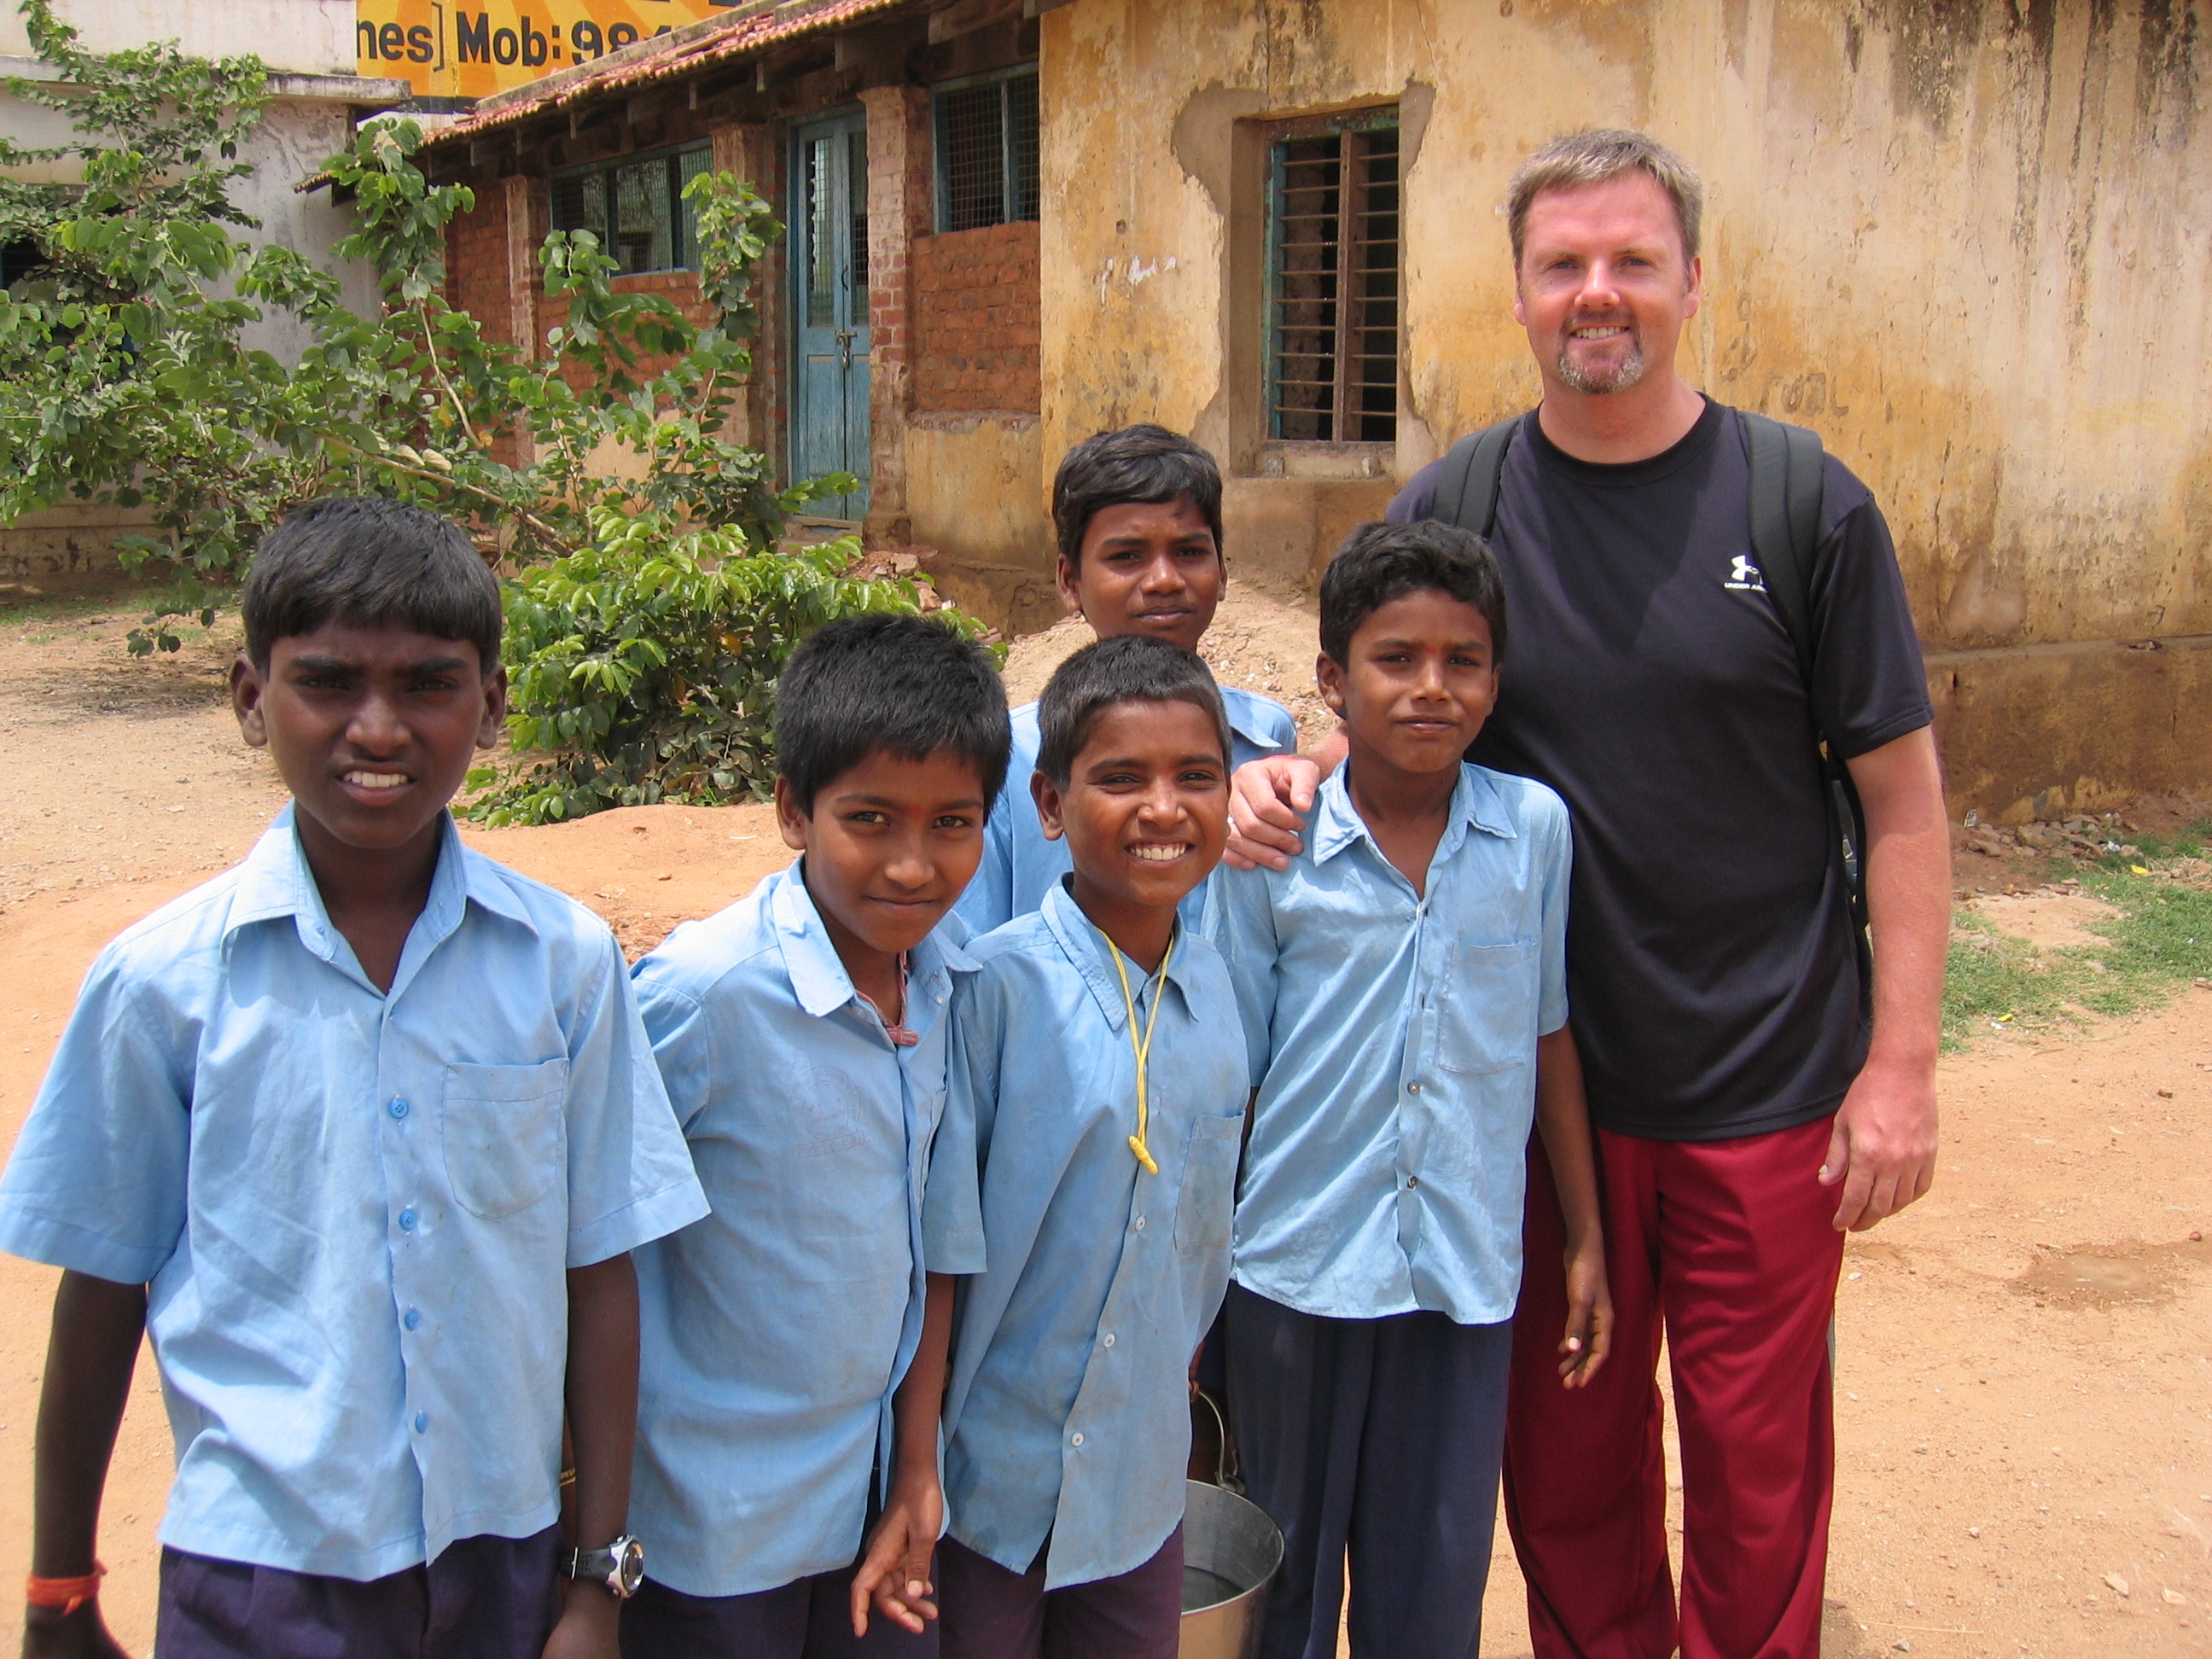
[1179, 1478, 1283, 1659]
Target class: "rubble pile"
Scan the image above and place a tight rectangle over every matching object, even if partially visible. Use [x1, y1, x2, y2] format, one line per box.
[1961, 812, 2141, 863]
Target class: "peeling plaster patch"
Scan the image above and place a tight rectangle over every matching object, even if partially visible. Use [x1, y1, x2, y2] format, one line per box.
[1943, 551, 2031, 644]
[1171, 81, 1267, 211]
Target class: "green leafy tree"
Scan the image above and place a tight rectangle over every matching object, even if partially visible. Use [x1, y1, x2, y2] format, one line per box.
[1, 4, 992, 818]
[0, 0, 332, 614]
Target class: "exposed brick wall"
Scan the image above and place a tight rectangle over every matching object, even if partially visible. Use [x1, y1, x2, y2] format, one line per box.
[445, 183, 514, 344]
[911, 222, 1040, 415]
[860, 83, 932, 541]
[536, 271, 720, 392]
[442, 184, 733, 452]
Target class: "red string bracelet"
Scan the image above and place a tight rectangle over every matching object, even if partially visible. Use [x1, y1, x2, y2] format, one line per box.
[26, 1562, 104, 1615]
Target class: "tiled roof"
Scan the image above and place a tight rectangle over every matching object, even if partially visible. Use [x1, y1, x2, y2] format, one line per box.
[417, 0, 913, 150]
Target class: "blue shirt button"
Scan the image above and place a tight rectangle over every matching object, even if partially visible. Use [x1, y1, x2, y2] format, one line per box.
[413, 1412, 428, 1433]
[388, 1097, 410, 1120]
[398, 1208, 417, 1232]
[404, 1308, 421, 1330]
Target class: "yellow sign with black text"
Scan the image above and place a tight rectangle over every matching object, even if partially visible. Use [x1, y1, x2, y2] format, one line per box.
[355, 2, 734, 98]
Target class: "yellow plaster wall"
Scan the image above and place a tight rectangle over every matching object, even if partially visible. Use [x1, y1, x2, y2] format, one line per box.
[1036, 0, 2212, 812]
[905, 415, 1061, 636]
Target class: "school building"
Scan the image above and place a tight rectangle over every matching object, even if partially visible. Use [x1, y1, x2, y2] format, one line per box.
[417, 0, 2210, 824]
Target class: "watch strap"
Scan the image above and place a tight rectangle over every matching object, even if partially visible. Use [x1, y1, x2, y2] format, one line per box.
[561, 1536, 643, 1598]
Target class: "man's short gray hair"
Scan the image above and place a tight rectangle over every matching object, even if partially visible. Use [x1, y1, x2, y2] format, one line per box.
[1506, 129, 1704, 268]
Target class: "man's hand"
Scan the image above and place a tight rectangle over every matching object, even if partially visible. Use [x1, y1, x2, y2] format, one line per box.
[1820, 1055, 1938, 1231]
[1557, 1232, 1614, 1388]
[1828, 725, 1948, 1231]
[1225, 754, 1324, 870]
[540, 1581, 620, 1659]
[21, 1602, 131, 1659]
[849, 1470, 942, 1637]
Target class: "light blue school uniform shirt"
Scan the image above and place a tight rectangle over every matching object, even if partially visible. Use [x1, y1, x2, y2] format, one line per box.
[0, 806, 707, 1580]
[923, 881, 1247, 1589]
[953, 685, 1298, 936]
[628, 861, 975, 1598]
[1205, 762, 1571, 1326]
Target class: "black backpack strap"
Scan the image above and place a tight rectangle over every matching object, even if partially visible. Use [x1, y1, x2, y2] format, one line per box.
[1741, 410, 1872, 940]
[1741, 410, 1825, 686]
[1429, 416, 1521, 536]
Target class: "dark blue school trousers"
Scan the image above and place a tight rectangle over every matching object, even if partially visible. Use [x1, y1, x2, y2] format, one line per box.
[1224, 1282, 1513, 1659]
[156, 1528, 562, 1659]
[619, 1557, 939, 1658]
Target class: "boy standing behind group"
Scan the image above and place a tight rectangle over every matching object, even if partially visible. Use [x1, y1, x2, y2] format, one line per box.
[1, 498, 707, 1659]
[1207, 522, 1613, 1659]
[620, 615, 1010, 1657]
[923, 637, 1247, 1659]
[956, 425, 1297, 937]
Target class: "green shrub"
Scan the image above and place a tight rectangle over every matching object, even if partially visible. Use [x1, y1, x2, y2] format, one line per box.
[471, 507, 996, 825]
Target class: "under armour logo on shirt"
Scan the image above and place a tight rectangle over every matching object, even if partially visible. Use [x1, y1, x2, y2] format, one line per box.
[1724, 555, 1767, 593]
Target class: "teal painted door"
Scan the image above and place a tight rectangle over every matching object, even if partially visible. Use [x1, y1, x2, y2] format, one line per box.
[791, 110, 870, 520]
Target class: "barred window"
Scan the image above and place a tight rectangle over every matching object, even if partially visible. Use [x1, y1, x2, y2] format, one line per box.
[1268, 114, 1400, 443]
[934, 67, 1039, 234]
[550, 143, 713, 276]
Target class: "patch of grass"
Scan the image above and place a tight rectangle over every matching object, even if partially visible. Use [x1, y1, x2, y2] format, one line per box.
[1943, 867, 2212, 1050]
[1943, 928, 2074, 1048]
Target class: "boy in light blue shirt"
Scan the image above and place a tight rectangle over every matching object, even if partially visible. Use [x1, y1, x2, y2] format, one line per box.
[1205, 521, 1614, 1659]
[621, 615, 1011, 1658]
[955, 425, 1297, 939]
[923, 637, 1248, 1659]
[0, 498, 707, 1659]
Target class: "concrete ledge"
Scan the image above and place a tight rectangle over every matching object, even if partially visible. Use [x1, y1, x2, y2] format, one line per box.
[0, 56, 411, 107]
[1928, 634, 2212, 823]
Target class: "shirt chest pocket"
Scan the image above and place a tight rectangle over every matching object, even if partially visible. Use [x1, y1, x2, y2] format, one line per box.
[1174, 1114, 1244, 1251]
[1435, 940, 1539, 1077]
[440, 1059, 569, 1220]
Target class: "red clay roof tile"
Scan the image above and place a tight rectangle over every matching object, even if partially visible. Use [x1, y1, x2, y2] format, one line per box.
[417, 0, 913, 150]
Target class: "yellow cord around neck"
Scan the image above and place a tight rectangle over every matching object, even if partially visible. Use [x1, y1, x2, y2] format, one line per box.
[1106, 934, 1174, 1176]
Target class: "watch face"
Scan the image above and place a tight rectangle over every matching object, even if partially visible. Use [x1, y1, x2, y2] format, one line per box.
[614, 1536, 646, 1598]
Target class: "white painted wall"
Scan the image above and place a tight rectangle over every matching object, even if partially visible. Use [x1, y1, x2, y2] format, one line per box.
[0, 0, 357, 76]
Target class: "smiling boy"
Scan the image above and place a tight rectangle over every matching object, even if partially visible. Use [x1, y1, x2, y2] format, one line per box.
[620, 614, 1010, 1658]
[1206, 521, 1610, 1659]
[922, 637, 1248, 1659]
[0, 498, 706, 1659]
[954, 426, 1296, 937]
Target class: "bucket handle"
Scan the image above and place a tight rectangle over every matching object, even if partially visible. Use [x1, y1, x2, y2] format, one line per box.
[1196, 1386, 1243, 1495]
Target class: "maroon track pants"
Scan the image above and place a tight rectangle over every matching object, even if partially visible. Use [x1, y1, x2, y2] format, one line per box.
[1505, 1115, 1845, 1659]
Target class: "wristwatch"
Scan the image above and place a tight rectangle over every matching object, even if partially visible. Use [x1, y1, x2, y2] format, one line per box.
[561, 1534, 645, 1599]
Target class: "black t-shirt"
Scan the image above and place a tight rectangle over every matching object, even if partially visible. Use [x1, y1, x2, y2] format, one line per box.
[1388, 399, 1931, 1140]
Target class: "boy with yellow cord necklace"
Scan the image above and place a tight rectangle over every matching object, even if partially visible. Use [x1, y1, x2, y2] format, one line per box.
[921, 637, 1247, 1659]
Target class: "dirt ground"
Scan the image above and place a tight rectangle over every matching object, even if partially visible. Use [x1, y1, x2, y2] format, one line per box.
[2, 591, 2209, 1657]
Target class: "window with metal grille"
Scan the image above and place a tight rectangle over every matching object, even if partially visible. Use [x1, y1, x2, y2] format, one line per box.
[1268, 114, 1400, 443]
[933, 67, 1039, 234]
[550, 143, 713, 276]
